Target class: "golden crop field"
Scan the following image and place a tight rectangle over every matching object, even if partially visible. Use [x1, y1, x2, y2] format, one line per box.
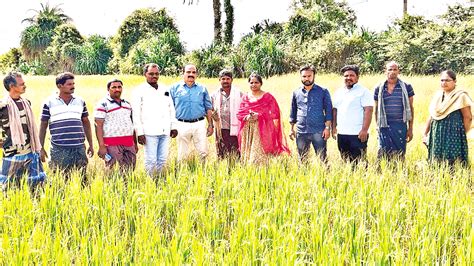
[0, 73, 473, 264]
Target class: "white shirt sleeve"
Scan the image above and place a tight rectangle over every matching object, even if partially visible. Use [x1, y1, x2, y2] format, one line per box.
[94, 100, 106, 120]
[361, 88, 374, 107]
[131, 89, 144, 136]
[166, 87, 177, 130]
[332, 89, 340, 109]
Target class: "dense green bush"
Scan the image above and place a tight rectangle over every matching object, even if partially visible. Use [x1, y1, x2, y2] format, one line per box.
[113, 8, 179, 58]
[184, 43, 229, 77]
[236, 34, 289, 77]
[0, 48, 22, 74]
[121, 30, 184, 75]
[73, 35, 113, 75]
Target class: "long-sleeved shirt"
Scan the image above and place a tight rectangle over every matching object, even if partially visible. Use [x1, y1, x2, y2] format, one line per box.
[169, 81, 213, 120]
[131, 82, 177, 136]
[0, 99, 31, 156]
[289, 84, 333, 133]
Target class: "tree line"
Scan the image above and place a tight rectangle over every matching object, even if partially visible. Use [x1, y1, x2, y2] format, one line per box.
[0, 1, 472, 77]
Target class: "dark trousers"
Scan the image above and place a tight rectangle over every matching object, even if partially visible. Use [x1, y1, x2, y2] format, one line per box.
[337, 134, 368, 163]
[216, 129, 239, 158]
[295, 132, 327, 162]
[50, 144, 88, 183]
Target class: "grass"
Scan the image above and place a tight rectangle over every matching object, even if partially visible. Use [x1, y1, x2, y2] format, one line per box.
[0, 73, 473, 264]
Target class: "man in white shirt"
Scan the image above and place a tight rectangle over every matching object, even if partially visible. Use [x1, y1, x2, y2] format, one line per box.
[332, 65, 373, 163]
[131, 63, 178, 176]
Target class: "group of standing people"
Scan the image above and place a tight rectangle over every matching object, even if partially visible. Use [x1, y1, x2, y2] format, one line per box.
[289, 62, 472, 167]
[0, 61, 472, 190]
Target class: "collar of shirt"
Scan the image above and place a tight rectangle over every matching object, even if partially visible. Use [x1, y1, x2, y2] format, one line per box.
[106, 94, 124, 105]
[55, 93, 76, 104]
[344, 83, 362, 92]
[220, 87, 231, 97]
[300, 84, 322, 93]
[383, 79, 402, 91]
[181, 81, 197, 88]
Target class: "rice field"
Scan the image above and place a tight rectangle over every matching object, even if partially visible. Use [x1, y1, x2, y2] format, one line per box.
[0, 73, 473, 264]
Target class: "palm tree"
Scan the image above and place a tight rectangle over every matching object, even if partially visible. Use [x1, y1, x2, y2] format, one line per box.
[20, 3, 72, 60]
[22, 3, 71, 30]
[183, 0, 234, 45]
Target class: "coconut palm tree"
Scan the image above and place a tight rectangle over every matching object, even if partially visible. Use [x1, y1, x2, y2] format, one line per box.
[20, 3, 72, 60]
[183, 0, 234, 45]
[22, 3, 71, 30]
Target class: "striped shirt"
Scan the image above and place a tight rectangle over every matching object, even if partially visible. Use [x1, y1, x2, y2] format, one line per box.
[94, 95, 134, 146]
[0, 99, 31, 156]
[374, 81, 414, 123]
[41, 95, 88, 147]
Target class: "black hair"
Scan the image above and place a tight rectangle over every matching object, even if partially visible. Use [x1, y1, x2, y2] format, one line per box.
[299, 65, 316, 75]
[56, 72, 75, 86]
[340, 65, 360, 76]
[107, 79, 123, 90]
[248, 72, 263, 84]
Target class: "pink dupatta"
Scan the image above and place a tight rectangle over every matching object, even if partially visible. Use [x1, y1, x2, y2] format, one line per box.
[237, 93, 290, 155]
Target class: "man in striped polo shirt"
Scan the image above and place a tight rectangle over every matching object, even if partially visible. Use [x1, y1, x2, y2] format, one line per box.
[94, 79, 136, 170]
[39, 72, 94, 179]
[374, 61, 414, 160]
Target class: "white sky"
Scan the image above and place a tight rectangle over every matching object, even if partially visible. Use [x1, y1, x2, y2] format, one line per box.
[0, 0, 469, 54]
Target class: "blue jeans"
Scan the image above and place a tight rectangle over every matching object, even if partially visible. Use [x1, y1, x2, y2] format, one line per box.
[144, 135, 170, 176]
[296, 132, 327, 162]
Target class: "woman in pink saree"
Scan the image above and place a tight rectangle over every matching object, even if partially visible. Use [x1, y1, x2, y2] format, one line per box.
[237, 73, 290, 164]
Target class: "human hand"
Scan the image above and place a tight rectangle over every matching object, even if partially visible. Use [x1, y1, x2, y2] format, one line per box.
[206, 125, 213, 137]
[422, 134, 429, 146]
[289, 129, 296, 141]
[98, 145, 107, 159]
[332, 127, 338, 140]
[358, 129, 368, 142]
[40, 148, 48, 162]
[406, 129, 413, 143]
[137, 135, 146, 145]
[87, 145, 94, 158]
[170, 129, 178, 138]
[322, 128, 330, 141]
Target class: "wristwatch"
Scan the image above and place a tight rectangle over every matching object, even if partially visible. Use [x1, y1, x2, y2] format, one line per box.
[208, 124, 214, 128]
[325, 126, 330, 130]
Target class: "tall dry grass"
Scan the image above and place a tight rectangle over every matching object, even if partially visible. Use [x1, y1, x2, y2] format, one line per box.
[0, 73, 472, 264]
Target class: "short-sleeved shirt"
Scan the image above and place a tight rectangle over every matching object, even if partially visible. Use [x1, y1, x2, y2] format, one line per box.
[0, 99, 31, 156]
[169, 82, 213, 120]
[94, 95, 134, 147]
[289, 84, 333, 134]
[374, 80, 414, 123]
[333, 83, 373, 135]
[41, 95, 88, 147]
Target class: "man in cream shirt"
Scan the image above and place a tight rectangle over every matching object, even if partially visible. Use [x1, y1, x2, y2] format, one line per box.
[131, 63, 177, 176]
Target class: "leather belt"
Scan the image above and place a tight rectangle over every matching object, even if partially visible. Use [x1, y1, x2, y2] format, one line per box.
[177, 116, 205, 123]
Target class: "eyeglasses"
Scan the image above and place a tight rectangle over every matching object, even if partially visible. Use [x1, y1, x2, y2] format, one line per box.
[440, 79, 453, 82]
[147, 72, 159, 76]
